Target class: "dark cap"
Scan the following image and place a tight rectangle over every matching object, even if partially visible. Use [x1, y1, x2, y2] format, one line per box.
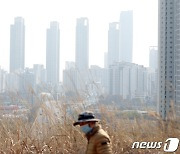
[73, 111, 100, 126]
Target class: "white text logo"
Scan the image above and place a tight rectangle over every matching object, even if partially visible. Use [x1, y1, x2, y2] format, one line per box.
[132, 138, 179, 152]
[163, 138, 179, 152]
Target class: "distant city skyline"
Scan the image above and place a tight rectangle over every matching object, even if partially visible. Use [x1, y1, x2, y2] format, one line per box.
[0, 0, 158, 80]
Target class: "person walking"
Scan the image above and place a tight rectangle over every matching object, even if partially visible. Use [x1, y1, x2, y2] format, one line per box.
[73, 111, 113, 154]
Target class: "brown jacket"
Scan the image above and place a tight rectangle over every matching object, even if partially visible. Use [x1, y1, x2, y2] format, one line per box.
[85, 124, 112, 154]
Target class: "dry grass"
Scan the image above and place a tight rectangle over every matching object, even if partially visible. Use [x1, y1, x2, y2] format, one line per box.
[0, 102, 179, 154]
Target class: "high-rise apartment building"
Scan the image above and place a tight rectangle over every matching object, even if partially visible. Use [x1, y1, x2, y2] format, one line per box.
[159, 0, 180, 119]
[119, 11, 133, 63]
[108, 22, 120, 67]
[0, 67, 6, 92]
[109, 62, 150, 99]
[104, 52, 108, 68]
[63, 64, 108, 94]
[75, 18, 89, 70]
[63, 67, 88, 92]
[149, 46, 158, 100]
[33, 64, 47, 84]
[149, 46, 158, 70]
[10, 17, 25, 72]
[175, 0, 180, 118]
[46, 21, 60, 84]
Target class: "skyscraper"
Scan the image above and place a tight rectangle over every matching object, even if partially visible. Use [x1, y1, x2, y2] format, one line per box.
[149, 46, 158, 101]
[75, 17, 89, 70]
[10, 17, 25, 72]
[119, 11, 133, 63]
[149, 46, 158, 70]
[108, 22, 119, 67]
[159, 0, 180, 119]
[104, 52, 108, 68]
[174, 0, 180, 118]
[46, 21, 60, 84]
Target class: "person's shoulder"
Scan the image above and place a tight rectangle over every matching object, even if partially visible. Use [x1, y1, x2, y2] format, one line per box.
[94, 128, 110, 142]
[98, 129, 109, 137]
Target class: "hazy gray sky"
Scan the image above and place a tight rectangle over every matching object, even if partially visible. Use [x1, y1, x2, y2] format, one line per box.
[0, 0, 158, 74]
